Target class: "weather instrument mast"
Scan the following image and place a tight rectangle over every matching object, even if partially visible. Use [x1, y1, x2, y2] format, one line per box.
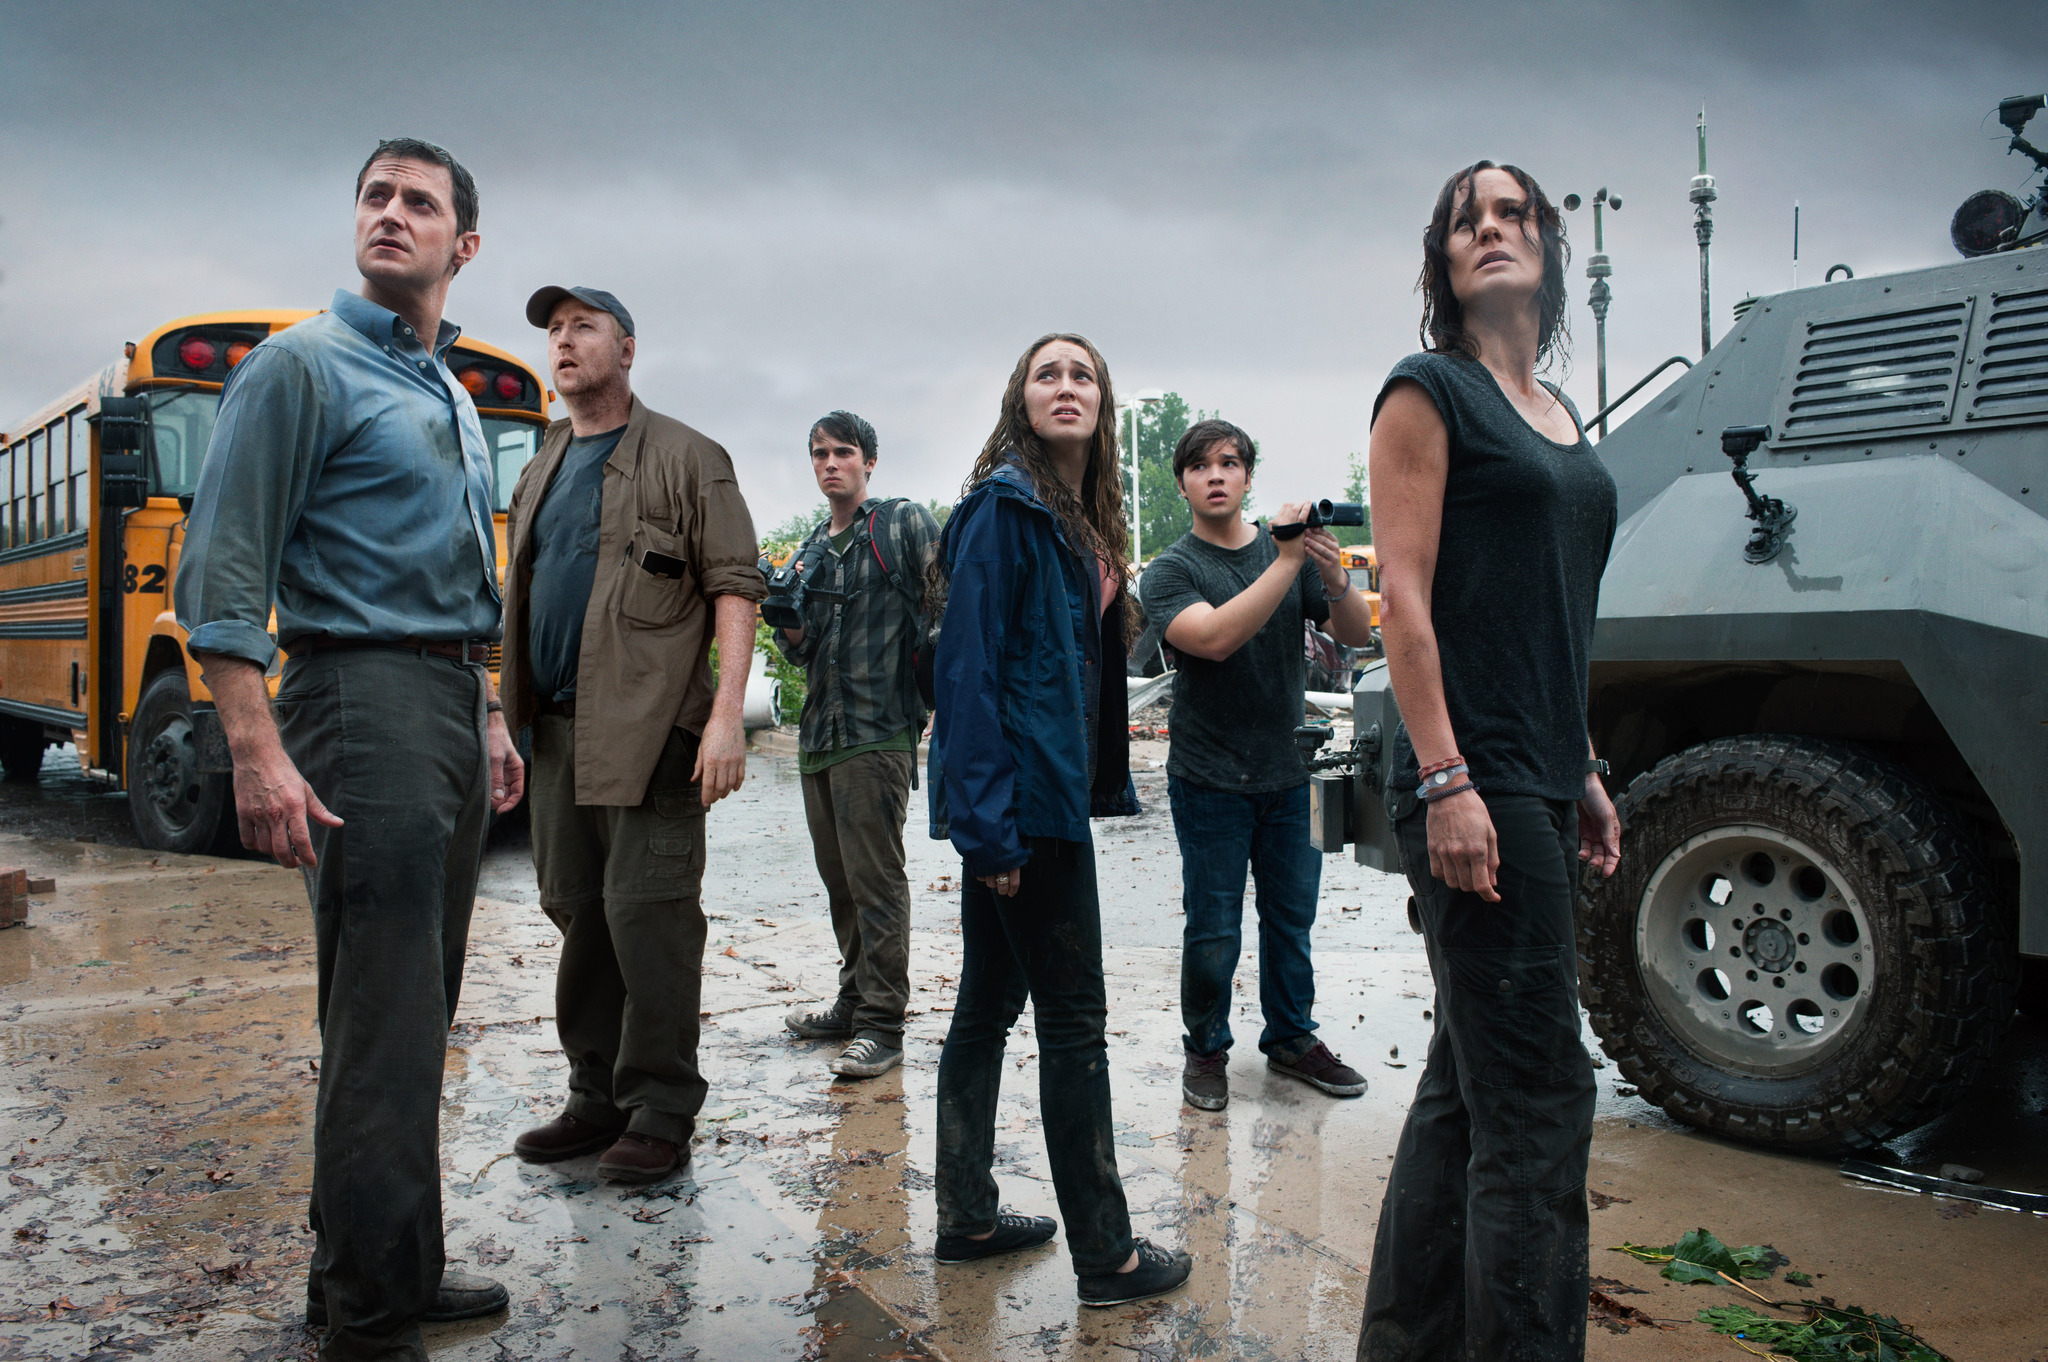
[1563, 187, 1622, 438]
[1690, 108, 1717, 358]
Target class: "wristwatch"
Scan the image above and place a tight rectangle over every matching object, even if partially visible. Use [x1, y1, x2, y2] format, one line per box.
[1585, 758, 1610, 777]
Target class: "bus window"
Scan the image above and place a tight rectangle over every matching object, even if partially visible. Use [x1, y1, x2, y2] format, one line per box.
[26, 430, 43, 543]
[0, 445, 11, 549]
[484, 418, 539, 512]
[67, 410, 89, 534]
[147, 390, 221, 496]
[1346, 565, 1372, 592]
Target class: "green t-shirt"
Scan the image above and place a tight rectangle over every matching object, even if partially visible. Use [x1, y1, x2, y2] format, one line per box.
[797, 725, 916, 775]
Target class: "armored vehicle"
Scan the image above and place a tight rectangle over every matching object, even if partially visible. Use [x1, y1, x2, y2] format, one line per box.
[1319, 95, 2048, 1151]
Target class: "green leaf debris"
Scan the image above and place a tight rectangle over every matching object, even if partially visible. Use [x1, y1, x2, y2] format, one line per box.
[1697, 1303, 1950, 1361]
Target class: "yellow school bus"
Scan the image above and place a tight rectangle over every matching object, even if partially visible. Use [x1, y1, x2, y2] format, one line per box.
[0, 309, 549, 851]
[1340, 544, 1381, 628]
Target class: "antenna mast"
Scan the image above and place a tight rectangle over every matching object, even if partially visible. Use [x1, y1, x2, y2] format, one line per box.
[1690, 108, 1717, 357]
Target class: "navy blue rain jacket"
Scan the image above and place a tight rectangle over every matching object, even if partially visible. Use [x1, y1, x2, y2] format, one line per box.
[927, 463, 1140, 877]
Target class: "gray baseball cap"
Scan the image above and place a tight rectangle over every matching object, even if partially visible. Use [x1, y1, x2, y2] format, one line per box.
[525, 285, 635, 338]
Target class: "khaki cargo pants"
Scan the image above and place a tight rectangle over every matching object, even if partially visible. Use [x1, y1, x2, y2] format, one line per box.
[529, 715, 709, 1146]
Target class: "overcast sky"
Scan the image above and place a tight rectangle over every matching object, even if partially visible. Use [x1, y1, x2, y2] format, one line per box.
[2, 1, 2042, 523]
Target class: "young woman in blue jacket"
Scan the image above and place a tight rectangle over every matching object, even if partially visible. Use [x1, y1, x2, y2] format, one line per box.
[925, 332, 1193, 1307]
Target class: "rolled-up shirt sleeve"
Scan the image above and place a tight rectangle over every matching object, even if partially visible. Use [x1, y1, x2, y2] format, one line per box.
[173, 346, 321, 669]
[693, 459, 766, 603]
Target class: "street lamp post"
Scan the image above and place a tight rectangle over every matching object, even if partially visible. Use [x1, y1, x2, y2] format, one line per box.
[1563, 187, 1623, 438]
[1119, 389, 1165, 563]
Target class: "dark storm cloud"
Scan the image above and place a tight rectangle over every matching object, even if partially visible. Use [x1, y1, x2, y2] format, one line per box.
[1, 1, 2042, 514]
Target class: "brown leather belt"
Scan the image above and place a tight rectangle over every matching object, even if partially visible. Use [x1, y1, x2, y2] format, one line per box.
[295, 635, 492, 665]
[535, 695, 576, 718]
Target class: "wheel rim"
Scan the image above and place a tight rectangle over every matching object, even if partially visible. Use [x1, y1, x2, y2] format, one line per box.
[140, 714, 206, 833]
[1636, 825, 1873, 1076]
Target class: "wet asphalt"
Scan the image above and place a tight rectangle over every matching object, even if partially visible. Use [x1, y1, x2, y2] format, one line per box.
[0, 739, 2044, 1360]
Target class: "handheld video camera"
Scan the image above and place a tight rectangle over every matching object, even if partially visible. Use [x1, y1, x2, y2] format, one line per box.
[757, 541, 844, 630]
[1270, 499, 1365, 541]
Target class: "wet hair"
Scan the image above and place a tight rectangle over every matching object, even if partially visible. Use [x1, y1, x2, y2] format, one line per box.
[1171, 419, 1258, 482]
[1418, 161, 1570, 369]
[355, 137, 479, 237]
[810, 410, 878, 464]
[936, 333, 1133, 634]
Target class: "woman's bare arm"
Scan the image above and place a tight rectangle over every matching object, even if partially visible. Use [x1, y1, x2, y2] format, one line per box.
[1372, 380, 1499, 901]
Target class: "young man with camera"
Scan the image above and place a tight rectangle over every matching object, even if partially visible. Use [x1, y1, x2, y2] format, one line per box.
[499, 285, 764, 1184]
[772, 412, 941, 1079]
[1138, 420, 1378, 1111]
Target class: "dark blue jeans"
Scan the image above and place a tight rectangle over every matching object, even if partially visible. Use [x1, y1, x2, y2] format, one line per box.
[934, 836, 1135, 1277]
[1168, 776, 1322, 1060]
[1358, 794, 1596, 1362]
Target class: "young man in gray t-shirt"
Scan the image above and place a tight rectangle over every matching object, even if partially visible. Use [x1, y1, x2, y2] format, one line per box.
[1138, 420, 1378, 1111]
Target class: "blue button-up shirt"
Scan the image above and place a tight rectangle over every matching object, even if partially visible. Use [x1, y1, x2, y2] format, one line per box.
[175, 289, 502, 669]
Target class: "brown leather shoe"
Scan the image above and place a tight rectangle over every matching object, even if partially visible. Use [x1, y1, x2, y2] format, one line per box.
[597, 1131, 682, 1184]
[513, 1112, 618, 1163]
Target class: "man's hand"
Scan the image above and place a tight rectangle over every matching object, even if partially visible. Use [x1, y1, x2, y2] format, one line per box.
[1578, 777, 1622, 878]
[234, 744, 345, 870]
[1270, 499, 1312, 564]
[978, 866, 1022, 898]
[694, 710, 747, 807]
[1426, 788, 1500, 902]
[487, 713, 525, 814]
[202, 655, 344, 870]
[1303, 525, 1348, 594]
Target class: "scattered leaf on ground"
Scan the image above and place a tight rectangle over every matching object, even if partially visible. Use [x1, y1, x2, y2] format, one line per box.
[1698, 1302, 1950, 1361]
[1589, 1288, 1669, 1333]
[1613, 1227, 1774, 1283]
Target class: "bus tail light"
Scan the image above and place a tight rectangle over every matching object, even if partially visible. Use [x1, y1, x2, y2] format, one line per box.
[493, 372, 524, 401]
[457, 367, 488, 397]
[150, 324, 270, 383]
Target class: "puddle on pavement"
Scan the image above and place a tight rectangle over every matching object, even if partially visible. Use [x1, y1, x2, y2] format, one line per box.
[4, 752, 2043, 1359]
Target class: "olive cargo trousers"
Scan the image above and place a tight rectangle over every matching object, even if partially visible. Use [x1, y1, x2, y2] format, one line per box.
[529, 716, 710, 1147]
[799, 749, 915, 1046]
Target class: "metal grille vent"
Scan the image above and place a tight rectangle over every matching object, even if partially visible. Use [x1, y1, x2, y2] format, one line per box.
[1776, 298, 1973, 439]
[1969, 286, 2048, 421]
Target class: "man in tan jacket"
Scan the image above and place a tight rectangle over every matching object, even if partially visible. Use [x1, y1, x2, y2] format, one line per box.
[500, 285, 764, 1183]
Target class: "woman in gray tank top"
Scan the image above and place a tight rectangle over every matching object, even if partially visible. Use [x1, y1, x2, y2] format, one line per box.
[1356, 162, 1622, 1362]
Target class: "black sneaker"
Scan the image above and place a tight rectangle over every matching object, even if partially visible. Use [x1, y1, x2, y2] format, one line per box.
[1182, 1049, 1228, 1111]
[1267, 1041, 1368, 1097]
[1077, 1238, 1193, 1307]
[786, 997, 856, 1039]
[934, 1212, 1058, 1264]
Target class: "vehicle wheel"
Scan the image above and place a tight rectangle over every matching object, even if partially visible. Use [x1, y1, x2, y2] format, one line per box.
[127, 670, 234, 853]
[1578, 734, 2014, 1151]
[0, 719, 46, 781]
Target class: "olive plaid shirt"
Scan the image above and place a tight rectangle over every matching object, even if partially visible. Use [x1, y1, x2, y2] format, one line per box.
[775, 498, 942, 756]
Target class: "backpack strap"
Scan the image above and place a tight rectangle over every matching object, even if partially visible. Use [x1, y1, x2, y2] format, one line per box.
[865, 498, 923, 617]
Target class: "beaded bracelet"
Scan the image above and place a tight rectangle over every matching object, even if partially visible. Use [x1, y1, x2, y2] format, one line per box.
[1419, 779, 1476, 804]
[1418, 754, 1465, 780]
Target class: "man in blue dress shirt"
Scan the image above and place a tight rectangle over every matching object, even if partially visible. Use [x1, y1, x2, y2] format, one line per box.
[174, 138, 523, 1362]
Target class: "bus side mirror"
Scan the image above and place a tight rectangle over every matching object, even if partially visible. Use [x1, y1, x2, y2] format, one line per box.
[94, 398, 151, 509]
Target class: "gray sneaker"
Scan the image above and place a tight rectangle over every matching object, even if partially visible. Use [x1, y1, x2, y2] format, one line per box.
[1267, 1041, 1368, 1097]
[831, 1037, 903, 1079]
[786, 997, 856, 1039]
[1182, 1050, 1228, 1111]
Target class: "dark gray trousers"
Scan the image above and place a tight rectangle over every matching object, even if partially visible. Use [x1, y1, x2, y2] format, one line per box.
[799, 749, 914, 1045]
[1359, 795, 1596, 1362]
[529, 716, 709, 1146]
[275, 648, 490, 1362]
